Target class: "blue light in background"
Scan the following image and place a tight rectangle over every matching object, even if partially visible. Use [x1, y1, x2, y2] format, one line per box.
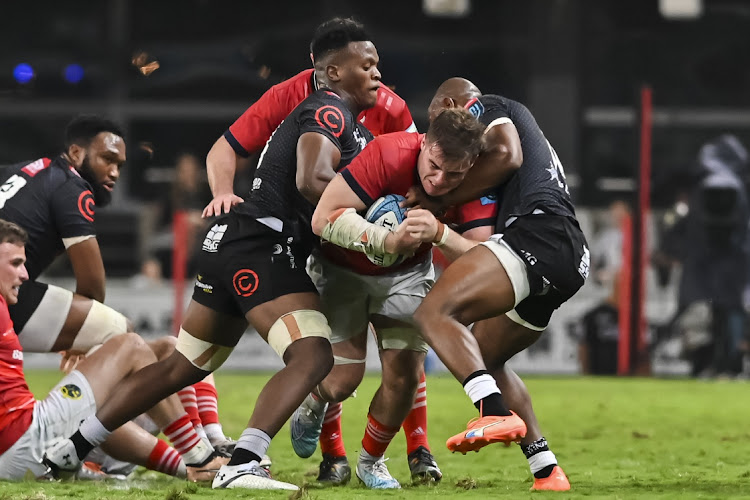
[13, 63, 35, 84]
[63, 63, 85, 84]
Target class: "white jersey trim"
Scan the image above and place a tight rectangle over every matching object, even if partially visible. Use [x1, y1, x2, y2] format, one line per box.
[62, 235, 95, 249]
[484, 117, 513, 133]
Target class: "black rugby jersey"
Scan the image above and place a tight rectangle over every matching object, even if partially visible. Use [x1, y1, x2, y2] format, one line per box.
[465, 95, 577, 228]
[0, 156, 97, 280]
[235, 89, 372, 237]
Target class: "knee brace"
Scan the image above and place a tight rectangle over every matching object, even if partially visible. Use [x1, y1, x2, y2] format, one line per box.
[267, 310, 332, 359]
[175, 328, 233, 371]
[70, 300, 129, 352]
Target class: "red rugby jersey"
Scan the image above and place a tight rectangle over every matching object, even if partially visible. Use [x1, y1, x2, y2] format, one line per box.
[225, 69, 415, 157]
[0, 294, 35, 455]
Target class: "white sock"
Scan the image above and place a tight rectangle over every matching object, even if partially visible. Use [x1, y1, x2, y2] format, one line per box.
[195, 423, 208, 441]
[528, 450, 557, 474]
[462, 374, 501, 404]
[79, 416, 112, 447]
[359, 447, 382, 463]
[204, 423, 226, 442]
[308, 393, 328, 412]
[236, 428, 271, 461]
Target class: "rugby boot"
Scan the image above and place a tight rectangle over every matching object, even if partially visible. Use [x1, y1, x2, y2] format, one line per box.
[356, 454, 400, 489]
[290, 393, 327, 458]
[42, 437, 81, 480]
[446, 411, 526, 454]
[212, 461, 299, 490]
[407, 446, 442, 483]
[531, 465, 571, 491]
[317, 453, 351, 485]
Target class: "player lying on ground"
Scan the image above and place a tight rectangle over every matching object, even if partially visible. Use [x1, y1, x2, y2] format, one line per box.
[293, 108, 485, 489]
[203, 17, 438, 484]
[0, 115, 235, 453]
[43, 18, 382, 491]
[0, 220, 222, 482]
[407, 77, 588, 491]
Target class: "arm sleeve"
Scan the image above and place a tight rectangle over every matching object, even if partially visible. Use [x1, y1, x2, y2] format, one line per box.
[339, 140, 389, 207]
[226, 85, 297, 157]
[50, 180, 97, 239]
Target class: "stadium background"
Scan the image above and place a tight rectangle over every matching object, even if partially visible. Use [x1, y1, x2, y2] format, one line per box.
[3, 0, 749, 377]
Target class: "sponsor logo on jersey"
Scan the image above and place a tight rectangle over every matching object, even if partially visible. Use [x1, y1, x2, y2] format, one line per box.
[315, 105, 345, 137]
[21, 158, 50, 177]
[519, 248, 537, 266]
[195, 274, 213, 293]
[353, 127, 369, 151]
[11, 349, 22, 361]
[480, 194, 497, 205]
[252, 177, 262, 190]
[77, 190, 96, 222]
[465, 97, 485, 118]
[578, 245, 590, 280]
[60, 384, 82, 400]
[202, 224, 227, 253]
[233, 268, 259, 297]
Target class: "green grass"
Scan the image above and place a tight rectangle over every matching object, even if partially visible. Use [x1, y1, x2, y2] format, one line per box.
[2, 372, 750, 499]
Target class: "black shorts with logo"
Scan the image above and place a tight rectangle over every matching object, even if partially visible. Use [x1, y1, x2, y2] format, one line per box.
[191, 213, 317, 318]
[501, 214, 589, 328]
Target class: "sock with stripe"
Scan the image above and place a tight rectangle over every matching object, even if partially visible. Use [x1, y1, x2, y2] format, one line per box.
[403, 373, 429, 454]
[522, 436, 557, 479]
[319, 402, 347, 457]
[146, 439, 187, 478]
[462, 370, 512, 416]
[194, 381, 225, 443]
[361, 413, 399, 458]
[178, 386, 206, 440]
[163, 413, 210, 465]
[228, 428, 270, 466]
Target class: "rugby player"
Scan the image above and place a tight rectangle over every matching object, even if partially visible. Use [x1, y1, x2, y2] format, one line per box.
[0, 220, 218, 482]
[410, 78, 587, 491]
[0, 116, 231, 464]
[302, 107, 487, 488]
[44, 18, 382, 491]
[202, 17, 438, 484]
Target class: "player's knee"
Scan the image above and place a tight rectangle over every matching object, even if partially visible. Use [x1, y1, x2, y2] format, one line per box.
[286, 336, 334, 382]
[382, 363, 421, 396]
[113, 332, 154, 362]
[175, 328, 232, 373]
[268, 309, 333, 370]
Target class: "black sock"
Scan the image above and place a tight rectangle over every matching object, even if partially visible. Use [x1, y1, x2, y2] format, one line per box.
[70, 430, 95, 461]
[228, 447, 262, 466]
[522, 437, 556, 478]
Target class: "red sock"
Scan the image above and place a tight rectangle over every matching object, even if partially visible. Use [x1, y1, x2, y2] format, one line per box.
[146, 439, 184, 477]
[319, 402, 346, 457]
[163, 414, 201, 456]
[403, 373, 429, 454]
[178, 386, 201, 430]
[194, 381, 219, 426]
[362, 413, 399, 458]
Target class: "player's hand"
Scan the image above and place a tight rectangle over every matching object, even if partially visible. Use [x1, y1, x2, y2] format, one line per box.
[402, 186, 445, 216]
[403, 208, 439, 243]
[59, 350, 86, 374]
[385, 221, 422, 255]
[202, 193, 244, 218]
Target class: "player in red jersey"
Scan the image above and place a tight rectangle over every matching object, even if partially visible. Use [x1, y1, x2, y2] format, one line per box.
[303, 108, 486, 488]
[0, 220, 221, 482]
[201, 17, 437, 483]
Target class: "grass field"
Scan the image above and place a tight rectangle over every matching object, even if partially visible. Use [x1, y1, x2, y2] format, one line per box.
[2, 371, 750, 499]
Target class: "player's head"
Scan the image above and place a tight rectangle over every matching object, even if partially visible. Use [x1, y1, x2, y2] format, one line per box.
[311, 17, 381, 113]
[417, 108, 486, 197]
[64, 115, 126, 207]
[428, 77, 483, 122]
[0, 220, 28, 305]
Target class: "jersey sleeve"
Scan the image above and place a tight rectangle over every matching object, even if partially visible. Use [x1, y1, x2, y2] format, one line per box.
[50, 179, 97, 239]
[453, 193, 498, 234]
[225, 85, 297, 157]
[390, 100, 417, 133]
[297, 95, 351, 153]
[466, 96, 512, 130]
[339, 139, 389, 207]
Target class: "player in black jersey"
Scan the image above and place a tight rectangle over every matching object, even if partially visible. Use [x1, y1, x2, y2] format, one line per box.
[410, 78, 589, 491]
[0, 116, 128, 354]
[45, 18, 381, 491]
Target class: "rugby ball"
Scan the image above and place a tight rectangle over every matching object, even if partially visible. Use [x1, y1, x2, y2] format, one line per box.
[364, 194, 407, 267]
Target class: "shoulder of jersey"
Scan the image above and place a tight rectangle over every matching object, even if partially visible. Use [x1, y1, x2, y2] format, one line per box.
[275, 68, 315, 94]
[375, 84, 407, 112]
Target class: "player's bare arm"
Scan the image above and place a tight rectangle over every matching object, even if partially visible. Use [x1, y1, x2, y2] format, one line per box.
[203, 136, 245, 217]
[404, 209, 490, 261]
[295, 132, 342, 205]
[66, 238, 106, 302]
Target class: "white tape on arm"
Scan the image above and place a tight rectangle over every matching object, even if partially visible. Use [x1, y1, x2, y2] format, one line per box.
[321, 207, 391, 255]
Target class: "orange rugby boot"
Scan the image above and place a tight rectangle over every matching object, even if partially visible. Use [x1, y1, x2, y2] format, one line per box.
[530, 465, 570, 491]
[446, 411, 526, 454]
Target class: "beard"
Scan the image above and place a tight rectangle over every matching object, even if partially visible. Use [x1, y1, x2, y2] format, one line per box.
[78, 156, 113, 207]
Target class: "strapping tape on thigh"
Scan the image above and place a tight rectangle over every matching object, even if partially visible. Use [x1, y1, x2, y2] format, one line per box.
[175, 328, 233, 371]
[267, 310, 332, 359]
[333, 355, 367, 365]
[70, 300, 129, 352]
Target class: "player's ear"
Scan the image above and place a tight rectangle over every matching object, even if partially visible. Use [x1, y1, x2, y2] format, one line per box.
[326, 63, 341, 83]
[67, 144, 85, 167]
